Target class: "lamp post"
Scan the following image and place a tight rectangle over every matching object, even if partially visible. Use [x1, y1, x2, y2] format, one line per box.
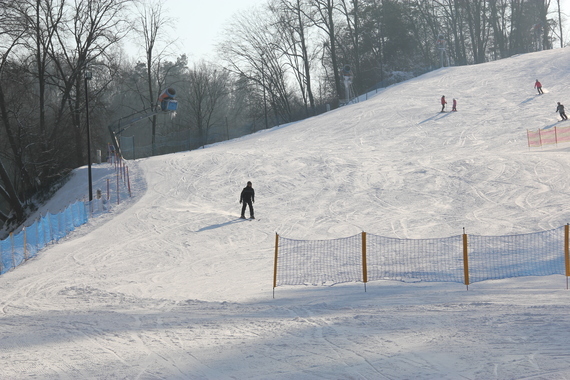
[260, 53, 268, 130]
[84, 69, 93, 202]
[437, 34, 447, 68]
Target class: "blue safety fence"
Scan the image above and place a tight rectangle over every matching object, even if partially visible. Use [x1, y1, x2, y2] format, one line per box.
[0, 200, 88, 275]
[0, 154, 134, 277]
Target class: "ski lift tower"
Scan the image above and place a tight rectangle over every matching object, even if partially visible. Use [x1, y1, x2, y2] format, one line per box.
[436, 34, 448, 68]
[341, 64, 357, 105]
[108, 87, 178, 158]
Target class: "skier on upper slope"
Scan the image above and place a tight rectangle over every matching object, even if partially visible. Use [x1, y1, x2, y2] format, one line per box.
[556, 102, 568, 121]
[440, 95, 447, 112]
[239, 181, 255, 219]
[534, 79, 544, 95]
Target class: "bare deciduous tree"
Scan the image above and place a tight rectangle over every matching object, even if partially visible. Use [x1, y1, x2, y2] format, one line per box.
[309, 0, 343, 100]
[0, 0, 132, 229]
[271, 0, 317, 117]
[219, 7, 293, 125]
[185, 61, 229, 147]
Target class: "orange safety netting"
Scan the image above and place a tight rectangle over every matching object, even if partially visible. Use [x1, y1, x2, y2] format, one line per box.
[528, 125, 570, 148]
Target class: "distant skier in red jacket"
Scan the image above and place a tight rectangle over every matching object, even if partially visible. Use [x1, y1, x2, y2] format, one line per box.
[534, 79, 543, 95]
[440, 95, 447, 112]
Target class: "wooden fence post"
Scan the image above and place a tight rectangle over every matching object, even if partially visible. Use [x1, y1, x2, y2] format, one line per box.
[362, 231, 368, 292]
[564, 223, 570, 289]
[10, 232, 15, 270]
[463, 228, 470, 290]
[273, 233, 279, 298]
[127, 166, 132, 197]
[116, 169, 120, 205]
[527, 129, 530, 150]
[23, 227, 28, 261]
[0, 238, 2, 274]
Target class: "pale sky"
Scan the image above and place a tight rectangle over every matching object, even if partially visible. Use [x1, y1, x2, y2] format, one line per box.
[163, 0, 570, 63]
[165, 0, 264, 61]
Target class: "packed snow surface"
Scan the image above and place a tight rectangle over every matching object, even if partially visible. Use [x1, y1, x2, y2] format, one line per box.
[3, 49, 570, 379]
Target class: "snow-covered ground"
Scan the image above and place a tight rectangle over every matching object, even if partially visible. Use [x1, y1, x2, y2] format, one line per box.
[2, 49, 570, 379]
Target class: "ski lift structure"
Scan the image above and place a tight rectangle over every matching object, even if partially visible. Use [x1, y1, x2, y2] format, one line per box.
[340, 64, 358, 106]
[108, 87, 178, 157]
[436, 34, 449, 67]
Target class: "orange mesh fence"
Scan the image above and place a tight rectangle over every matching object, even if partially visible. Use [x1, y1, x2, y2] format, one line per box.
[275, 234, 362, 286]
[527, 125, 570, 147]
[540, 128, 557, 145]
[527, 129, 541, 147]
[467, 227, 564, 282]
[556, 125, 570, 143]
[274, 226, 568, 288]
[366, 234, 464, 283]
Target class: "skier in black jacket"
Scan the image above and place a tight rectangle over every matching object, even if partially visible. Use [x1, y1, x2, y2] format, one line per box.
[556, 102, 568, 121]
[239, 181, 255, 219]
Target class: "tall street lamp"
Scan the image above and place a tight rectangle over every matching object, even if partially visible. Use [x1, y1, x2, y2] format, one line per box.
[84, 69, 93, 202]
[260, 53, 268, 130]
